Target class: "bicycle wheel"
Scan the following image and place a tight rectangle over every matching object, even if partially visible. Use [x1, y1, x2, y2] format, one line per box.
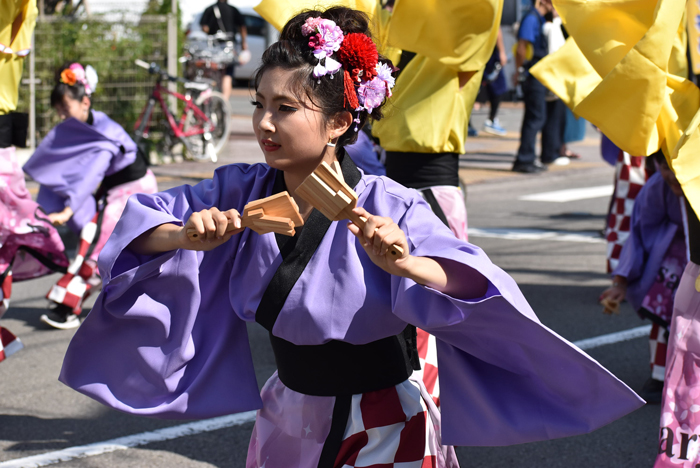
[183, 90, 231, 162]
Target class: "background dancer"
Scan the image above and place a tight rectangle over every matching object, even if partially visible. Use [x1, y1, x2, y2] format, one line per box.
[60, 8, 642, 468]
[23, 63, 158, 329]
[599, 151, 685, 404]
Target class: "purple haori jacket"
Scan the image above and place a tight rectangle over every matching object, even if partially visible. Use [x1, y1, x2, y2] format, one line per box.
[59, 163, 644, 446]
[613, 172, 684, 311]
[23, 111, 137, 233]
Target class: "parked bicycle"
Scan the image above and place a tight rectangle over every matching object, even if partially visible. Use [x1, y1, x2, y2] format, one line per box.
[133, 59, 231, 163]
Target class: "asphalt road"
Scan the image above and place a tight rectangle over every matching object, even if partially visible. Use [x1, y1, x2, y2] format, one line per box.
[0, 120, 662, 467]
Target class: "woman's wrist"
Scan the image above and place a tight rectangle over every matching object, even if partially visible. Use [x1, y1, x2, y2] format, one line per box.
[612, 276, 627, 288]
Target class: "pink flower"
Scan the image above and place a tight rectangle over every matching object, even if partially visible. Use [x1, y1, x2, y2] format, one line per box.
[312, 20, 344, 59]
[357, 76, 387, 112]
[374, 62, 395, 97]
[301, 17, 323, 36]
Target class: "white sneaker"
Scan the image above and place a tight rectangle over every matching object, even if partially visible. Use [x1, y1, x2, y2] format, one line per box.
[40, 311, 80, 330]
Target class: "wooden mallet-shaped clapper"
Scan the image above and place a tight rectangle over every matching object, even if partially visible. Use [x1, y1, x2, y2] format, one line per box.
[296, 161, 404, 256]
[186, 192, 304, 240]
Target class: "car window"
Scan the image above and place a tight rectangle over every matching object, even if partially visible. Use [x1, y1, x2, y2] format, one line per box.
[243, 15, 266, 37]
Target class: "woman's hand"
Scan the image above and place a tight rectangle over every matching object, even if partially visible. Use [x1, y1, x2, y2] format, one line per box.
[181, 207, 243, 251]
[48, 206, 74, 226]
[129, 207, 243, 256]
[346, 207, 411, 276]
[346, 207, 489, 299]
[599, 276, 627, 315]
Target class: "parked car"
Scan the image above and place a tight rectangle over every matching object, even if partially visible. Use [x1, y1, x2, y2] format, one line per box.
[184, 7, 269, 84]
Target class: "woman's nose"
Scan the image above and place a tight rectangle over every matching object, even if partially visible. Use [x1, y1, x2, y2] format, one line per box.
[257, 111, 274, 133]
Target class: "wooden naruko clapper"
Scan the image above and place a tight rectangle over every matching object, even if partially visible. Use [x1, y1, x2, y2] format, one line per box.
[296, 161, 404, 256]
[187, 191, 304, 240]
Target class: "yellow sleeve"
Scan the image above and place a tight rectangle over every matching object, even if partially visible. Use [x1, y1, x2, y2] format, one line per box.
[386, 0, 502, 71]
[0, 0, 37, 114]
[254, 0, 375, 32]
[371, 56, 482, 154]
[532, 0, 700, 218]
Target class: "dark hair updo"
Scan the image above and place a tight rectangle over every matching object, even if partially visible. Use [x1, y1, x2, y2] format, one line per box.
[50, 63, 89, 108]
[254, 7, 394, 147]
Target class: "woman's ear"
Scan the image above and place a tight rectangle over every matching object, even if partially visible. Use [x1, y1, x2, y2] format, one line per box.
[82, 95, 91, 110]
[328, 110, 353, 140]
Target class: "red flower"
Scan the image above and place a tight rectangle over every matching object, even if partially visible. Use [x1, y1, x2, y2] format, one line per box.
[337, 33, 378, 82]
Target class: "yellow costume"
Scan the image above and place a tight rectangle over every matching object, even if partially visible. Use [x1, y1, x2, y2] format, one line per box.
[254, 0, 501, 154]
[530, 0, 700, 217]
[0, 0, 38, 115]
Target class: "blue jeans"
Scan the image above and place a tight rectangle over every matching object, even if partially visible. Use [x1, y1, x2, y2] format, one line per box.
[515, 75, 565, 164]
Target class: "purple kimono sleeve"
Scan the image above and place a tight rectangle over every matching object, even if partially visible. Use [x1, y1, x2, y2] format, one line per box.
[59, 164, 272, 419]
[390, 198, 644, 446]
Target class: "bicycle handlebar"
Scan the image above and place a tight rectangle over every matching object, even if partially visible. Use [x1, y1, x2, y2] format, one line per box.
[135, 59, 188, 84]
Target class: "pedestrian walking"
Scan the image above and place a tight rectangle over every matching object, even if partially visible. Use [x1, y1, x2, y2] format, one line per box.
[22, 63, 158, 329]
[60, 7, 642, 468]
[512, 0, 561, 173]
[480, 28, 509, 137]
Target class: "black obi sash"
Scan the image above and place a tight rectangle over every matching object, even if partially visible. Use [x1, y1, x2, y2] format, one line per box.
[255, 152, 418, 397]
[96, 149, 148, 201]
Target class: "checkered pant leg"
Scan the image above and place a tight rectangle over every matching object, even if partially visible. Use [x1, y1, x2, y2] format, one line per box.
[46, 214, 100, 315]
[412, 328, 440, 407]
[0, 326, 23, 362]
[649, 322, 668, 381]
[606, 151, 647, 273]
[335, 378, 459, 467]
[0, 270, 11, 318]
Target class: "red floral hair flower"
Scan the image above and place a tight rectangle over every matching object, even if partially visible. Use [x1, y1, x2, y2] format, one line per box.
[337, 33, 378, 83]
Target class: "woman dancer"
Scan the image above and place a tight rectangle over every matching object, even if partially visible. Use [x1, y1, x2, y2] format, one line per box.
[23, 63, 158, 328]
[60, 8, 642, 467]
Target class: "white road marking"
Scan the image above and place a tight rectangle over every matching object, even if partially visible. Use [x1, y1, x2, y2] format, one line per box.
[519, 185, 614, 202]
[468, 227, 605, 244]
[0, 324, 652, 467]
[573, 325, 652, 350]
[0, 411, 257, 468]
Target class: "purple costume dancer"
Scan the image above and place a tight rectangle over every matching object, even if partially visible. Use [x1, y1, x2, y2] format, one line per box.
[60, 9, 642, 467]
[24, 108, 158, 326]
[602, 153, 686, 404]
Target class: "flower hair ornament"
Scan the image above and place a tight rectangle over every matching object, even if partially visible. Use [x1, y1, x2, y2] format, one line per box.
[60, 63, 99, 96]
[301, 17, 395, 131]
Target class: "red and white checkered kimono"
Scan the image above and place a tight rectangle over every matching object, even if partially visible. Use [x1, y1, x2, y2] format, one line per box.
[606, 150, 649, 273]
[335, 378, 459, 467]
[248, 372, 459, 468]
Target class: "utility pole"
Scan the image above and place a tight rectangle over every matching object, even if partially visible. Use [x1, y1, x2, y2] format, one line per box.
[167, 0, 178, 112]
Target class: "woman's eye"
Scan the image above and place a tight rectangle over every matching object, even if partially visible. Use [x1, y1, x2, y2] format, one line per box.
[279, 105, 297, 112]
[250, 100, 262, 108]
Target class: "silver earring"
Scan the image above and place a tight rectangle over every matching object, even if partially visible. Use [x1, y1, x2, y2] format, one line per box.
[326, 138, 336, 147]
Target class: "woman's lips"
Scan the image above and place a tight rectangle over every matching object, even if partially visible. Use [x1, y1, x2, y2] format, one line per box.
[261, 139, 281, 152]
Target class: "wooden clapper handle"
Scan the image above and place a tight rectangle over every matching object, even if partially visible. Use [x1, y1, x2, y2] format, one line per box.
[343, 207, 404, 257]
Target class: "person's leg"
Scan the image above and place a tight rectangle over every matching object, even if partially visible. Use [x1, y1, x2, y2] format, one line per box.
[483, 90, 506, 136]
[222, 63, 235, 102]
[541, 98, 566, 163]
[489, 91, 502, 122]
[514, 76, 547, 168]
[222, 75, 233, 102]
